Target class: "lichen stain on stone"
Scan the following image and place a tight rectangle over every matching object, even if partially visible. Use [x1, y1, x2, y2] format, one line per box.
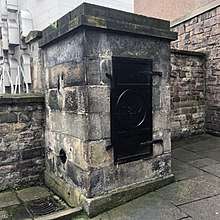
[69, 17, 79, 29]
[87, 16, 107, 29]
[50, 21, 58, 29]
[152, 155, 171, 177]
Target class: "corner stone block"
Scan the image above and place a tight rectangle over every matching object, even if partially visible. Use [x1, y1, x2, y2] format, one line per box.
[88, 86, 110, 113]
[64, 87, 88, 114]
[88, 140, 113, 168]
[49, 61, 86, 89]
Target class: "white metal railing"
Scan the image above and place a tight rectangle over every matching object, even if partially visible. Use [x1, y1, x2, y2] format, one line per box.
[0, 62, 30, 94]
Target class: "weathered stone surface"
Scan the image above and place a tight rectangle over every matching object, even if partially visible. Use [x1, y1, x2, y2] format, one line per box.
[155, 174, 220, 206]
[39, 3, 176, 48]
[44, 32, 85, 67]
[17, 186, 51, 202]
[88, 86, 110, 113]
[171, 6, 220, 135]
[0, 113, 17, 123]
[48, 112, 88, 140]
[92, 192, 187, 220]
[0, 96, 45, 191]
[179, 194, 220, 220]
[48, 90, 60, 111]
[84, 175, 174, 217]
[170, 51, 206, 139]
[48, 61, 86, 89]
[64, 87, 88, 113]
[42, 3, 175, 217]
[0, 192, 20, 208]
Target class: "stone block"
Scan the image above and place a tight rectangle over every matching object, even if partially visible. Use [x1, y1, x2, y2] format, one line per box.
[86, 57, 112, 86]
[64, 87, 88, 113]
[47, 131, 89, 170]
[66, 161, 89, 192]
[48, 89, 60, 111]
[0, 192, 20, 208]
[88, 86, 110, 113]
[88, 113, 102, 141]
[49, 112, 88, 140]
[48, 61, 85, 89]
[88, 140, 112, 168]
[18, 112, 32, 124]
[21, 147, 45, 160]
[44, 32, 85, 67]
[153, 142, 164, 156]
[0, 113, 17, 123]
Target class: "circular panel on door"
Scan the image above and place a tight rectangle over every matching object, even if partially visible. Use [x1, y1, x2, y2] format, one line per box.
[116, 89, 147, 130]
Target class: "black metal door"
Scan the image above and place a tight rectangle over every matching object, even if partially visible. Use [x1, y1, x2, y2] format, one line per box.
[111, 57, 153, 164]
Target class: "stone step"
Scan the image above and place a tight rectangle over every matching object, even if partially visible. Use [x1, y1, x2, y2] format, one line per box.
[34, 207, 82, 220]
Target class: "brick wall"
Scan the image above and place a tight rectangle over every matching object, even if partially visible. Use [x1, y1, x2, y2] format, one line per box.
[0, 95, 45, 191]
[171, 49, 206, 138]
[171, 6, 220, 135]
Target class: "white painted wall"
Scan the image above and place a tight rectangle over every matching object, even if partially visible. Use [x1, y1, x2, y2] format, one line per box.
[18, 0, 133, 30]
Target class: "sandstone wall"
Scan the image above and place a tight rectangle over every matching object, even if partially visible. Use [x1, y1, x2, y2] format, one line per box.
[171, 6, 220, 135]
[171, 49, 206, 138]
[0, 95, 45, 191]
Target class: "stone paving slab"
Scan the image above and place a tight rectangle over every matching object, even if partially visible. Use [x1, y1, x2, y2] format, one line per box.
[6, 205, 32, 220]
[200, 163, 220, 178]
[188, 158, 219, 168]
[0, 191, 20, 209]
[197, 149, 220, 162]
[92, 192, 188, 220]
[182, 137, 220, 153]
[172, 134, 214, 149]
[16, 186, 51, 202]
[172, 148, 204, 163]
[179, 194, 220, 220]
[172, 158, 207, 181]
[155, 173, 220, 206]
[174, 165, 206, 182]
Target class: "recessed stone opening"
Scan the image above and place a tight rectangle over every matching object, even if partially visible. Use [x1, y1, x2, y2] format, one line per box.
[59, 149, 67, 164]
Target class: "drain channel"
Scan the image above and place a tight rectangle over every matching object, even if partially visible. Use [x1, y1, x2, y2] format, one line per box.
[27, 197, 65, 217]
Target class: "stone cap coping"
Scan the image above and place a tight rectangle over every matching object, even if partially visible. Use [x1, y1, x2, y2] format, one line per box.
[25, 31, 42, 44]
[171, 0, 220, 27]
[39, 3, 177, 48]
[171, 49, 207, 58]
[0, 93, 45, 104]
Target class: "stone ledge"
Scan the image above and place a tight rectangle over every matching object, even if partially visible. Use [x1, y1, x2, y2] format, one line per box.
[45, 170, 174, 217]
[39, 3, 177, 48]
[84, 174, 174, 217]
[0, 94, 45, 104]
[171, 49, 207, 58]
[25, 30, 42, 44]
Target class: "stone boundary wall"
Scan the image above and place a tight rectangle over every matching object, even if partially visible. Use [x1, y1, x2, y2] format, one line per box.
[0, 95, 45, 191]
[170, 49, 206, 139]
[171, 5, 220, 135]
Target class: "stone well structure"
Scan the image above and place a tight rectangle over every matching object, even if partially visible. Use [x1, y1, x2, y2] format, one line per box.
[39, 3, 177, 216]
